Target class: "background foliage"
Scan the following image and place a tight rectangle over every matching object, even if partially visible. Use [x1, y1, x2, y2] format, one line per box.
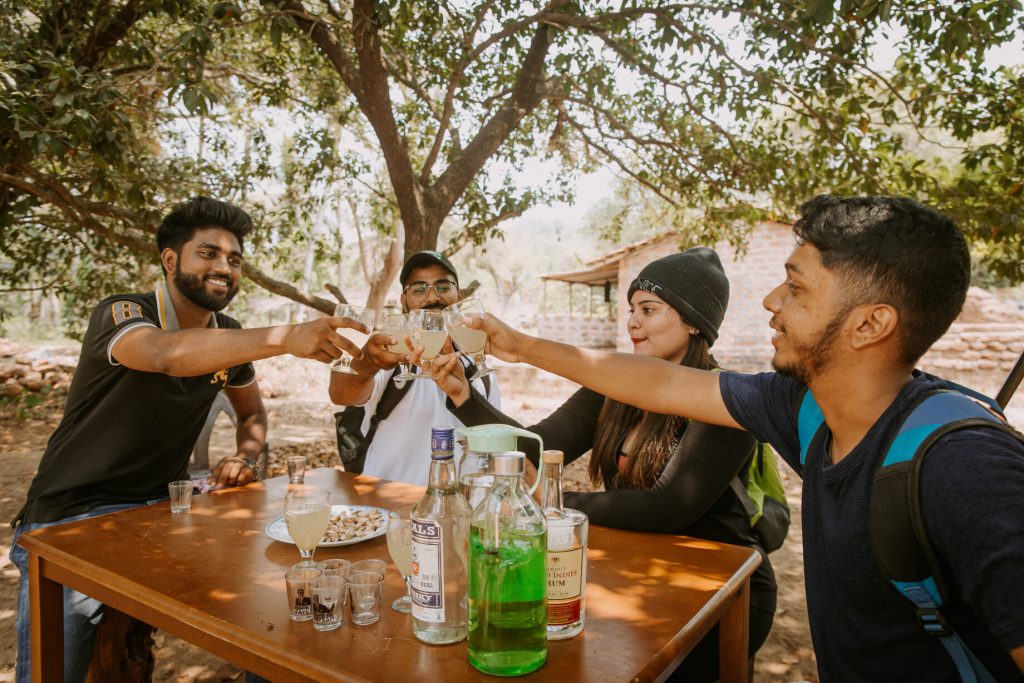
[1, 0, 1022, 333]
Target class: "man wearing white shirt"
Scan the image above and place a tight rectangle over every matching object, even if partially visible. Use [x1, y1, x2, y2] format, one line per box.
[329, 251, 501, 485]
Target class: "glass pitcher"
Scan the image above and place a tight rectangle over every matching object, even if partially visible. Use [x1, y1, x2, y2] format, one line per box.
[456, 424, 543, 509]
[467, 451, 548, 675]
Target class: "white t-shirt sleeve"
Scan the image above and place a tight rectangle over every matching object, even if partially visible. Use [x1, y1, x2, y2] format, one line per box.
[357, 370, 390, 435]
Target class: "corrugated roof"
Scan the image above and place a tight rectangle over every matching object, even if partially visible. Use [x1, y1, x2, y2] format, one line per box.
[540, 231, 678, 286]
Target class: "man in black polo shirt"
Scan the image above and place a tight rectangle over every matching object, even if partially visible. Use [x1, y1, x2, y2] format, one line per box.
[10, 196, 364, 683]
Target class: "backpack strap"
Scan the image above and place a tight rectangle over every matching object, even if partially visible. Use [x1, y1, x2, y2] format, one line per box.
[366, 356, 486, 445]
[871, 388, 1019, 683]
[363, 369, 415, 446]
[796, 387, 826, 470]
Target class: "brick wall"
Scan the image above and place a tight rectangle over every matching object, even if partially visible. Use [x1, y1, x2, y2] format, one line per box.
[612, 223, 794, 371]
[712, 223, 794, 371]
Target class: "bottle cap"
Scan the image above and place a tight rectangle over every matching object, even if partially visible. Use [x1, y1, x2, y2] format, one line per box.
[542, 450, 564, 465]
[491, 451, 525, 476]
[430, 426, 455, 459]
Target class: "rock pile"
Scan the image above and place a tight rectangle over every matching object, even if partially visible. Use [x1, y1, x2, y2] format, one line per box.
[0, 339, 78, 398]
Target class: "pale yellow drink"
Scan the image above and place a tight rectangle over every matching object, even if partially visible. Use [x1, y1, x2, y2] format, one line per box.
[382, 326, 413, 353]
[420, 330, 448, 360]
[387, 528, 413, 577]
[340, 329, 371, 349]
[449, 326, 487, 355]
[285, 504, 331, 553]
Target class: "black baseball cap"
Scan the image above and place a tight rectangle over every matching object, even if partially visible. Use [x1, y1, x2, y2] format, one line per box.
[400, 250, 459, 286]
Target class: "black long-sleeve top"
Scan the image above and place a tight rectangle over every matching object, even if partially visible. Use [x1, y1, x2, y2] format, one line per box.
[449, 385, 777, 604]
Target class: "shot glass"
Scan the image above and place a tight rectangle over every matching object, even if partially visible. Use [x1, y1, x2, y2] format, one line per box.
[285, 566, 322, 622]
[317, 559, 352, 578]
[286, 455, 307, 484]
[348, 570, 384, 626]
[168, 480, 193, 513]
[350, 558, 387, 576]
[311, 575, 346, 632]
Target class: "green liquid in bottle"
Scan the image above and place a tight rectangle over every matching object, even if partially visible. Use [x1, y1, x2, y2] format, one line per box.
[468, 526, 548, 676]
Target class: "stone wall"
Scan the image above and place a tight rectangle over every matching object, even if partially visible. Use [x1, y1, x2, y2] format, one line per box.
[0, 339, 77, 397]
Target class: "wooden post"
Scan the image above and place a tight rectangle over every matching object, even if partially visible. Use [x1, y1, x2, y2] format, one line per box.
[29, 554, 63, 683]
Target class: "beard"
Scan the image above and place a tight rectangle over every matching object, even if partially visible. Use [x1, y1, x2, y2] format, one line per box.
[771, 309, 848, 385]
[174, 269, 239, 312]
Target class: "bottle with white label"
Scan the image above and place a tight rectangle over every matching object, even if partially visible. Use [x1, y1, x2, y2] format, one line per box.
[410, 426, 472, 644]
[540, 450, 588, 639]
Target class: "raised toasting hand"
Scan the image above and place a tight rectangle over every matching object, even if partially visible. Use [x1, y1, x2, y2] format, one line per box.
[452, 312, 527, 364]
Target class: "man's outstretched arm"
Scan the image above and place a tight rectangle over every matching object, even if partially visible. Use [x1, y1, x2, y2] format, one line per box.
[473, 313, 741, 430]
[112, 316, 364, 376]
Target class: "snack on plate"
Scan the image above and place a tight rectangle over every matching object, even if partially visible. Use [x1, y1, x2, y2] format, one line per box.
[323, 507, 385, 542]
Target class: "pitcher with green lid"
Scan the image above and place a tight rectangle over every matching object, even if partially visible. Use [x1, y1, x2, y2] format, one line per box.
[456, 424, 543, 509]
[467, 451, 547, 676]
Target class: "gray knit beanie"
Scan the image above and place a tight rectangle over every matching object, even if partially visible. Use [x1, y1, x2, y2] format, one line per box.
[626, 247, 729, 346]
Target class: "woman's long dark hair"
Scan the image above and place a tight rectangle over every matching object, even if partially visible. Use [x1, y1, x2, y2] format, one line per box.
[589, 329, 717, 489]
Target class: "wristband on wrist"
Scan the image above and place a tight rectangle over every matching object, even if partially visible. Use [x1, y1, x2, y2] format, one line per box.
[240, 457, 261, 480]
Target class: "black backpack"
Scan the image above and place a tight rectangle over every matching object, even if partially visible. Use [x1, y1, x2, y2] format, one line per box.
[334, 370, 412, 474]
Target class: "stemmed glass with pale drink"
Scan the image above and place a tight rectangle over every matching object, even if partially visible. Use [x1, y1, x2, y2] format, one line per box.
[330, 304, 378, 374]
[284, 488, 332, 567]
[386, 510, 414, 612]
[443, 299, 495, 381]
[412, 310, 448, 380]
[380, 311, 419, 384]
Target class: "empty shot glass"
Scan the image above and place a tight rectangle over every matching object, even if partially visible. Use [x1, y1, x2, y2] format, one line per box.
[350, 558, 387, 576]
[168, 480, 193, 513]
[348, 570, 384, 626]
[286, 455, 307, 484]
[311, 575, 346, 632]
[285, 566, 322, 622]
[317, 559, 352, 578]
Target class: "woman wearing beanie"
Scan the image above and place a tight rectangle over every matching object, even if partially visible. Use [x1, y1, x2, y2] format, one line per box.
[431, 247, 776, 681]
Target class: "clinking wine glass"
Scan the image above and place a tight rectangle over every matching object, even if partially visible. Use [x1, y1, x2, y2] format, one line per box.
[386, 510, 413, 612]
[412, 310, 447, 380]
[284, 487, 332, 568]
[330, 304, 378, 374]
[443, 299, 495, 381]
[381, 311, 419, 384]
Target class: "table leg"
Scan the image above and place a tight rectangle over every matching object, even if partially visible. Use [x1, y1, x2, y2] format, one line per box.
[28, 553, 64, 683]
[718, 578, 750, 683]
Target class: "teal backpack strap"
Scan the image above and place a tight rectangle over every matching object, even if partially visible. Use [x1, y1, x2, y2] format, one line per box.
[871, 389, 1017, 683]
[797, 388, 826, 468]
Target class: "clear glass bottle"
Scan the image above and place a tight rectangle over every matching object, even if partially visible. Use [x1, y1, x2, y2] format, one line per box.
[411, 426, 472, 644]
[540, 450, 588, 640]
[468, 451, 548, 676]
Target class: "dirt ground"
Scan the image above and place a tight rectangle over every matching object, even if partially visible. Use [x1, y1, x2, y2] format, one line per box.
[0, 355, 818, 683]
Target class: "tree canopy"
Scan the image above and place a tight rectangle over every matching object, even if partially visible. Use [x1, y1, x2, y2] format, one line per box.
[2, 0, 1022, 319]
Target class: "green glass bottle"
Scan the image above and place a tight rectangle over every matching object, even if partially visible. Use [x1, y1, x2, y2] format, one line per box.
[467, 451, 548, 676]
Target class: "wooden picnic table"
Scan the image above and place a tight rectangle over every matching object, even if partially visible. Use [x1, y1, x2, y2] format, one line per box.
[21, 467, 760, 682]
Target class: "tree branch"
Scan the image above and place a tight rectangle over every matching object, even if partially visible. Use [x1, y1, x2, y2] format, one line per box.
[426, 18, 556, 226]
[80, 0, 147, 68]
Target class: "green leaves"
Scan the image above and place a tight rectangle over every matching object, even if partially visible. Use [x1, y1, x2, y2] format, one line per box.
[2, 0, 1024, 326]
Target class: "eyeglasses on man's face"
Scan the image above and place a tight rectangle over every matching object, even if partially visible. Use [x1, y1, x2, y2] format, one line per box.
[403, 280, 458, 297]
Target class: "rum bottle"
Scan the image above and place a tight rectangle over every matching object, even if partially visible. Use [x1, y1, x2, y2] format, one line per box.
[540, 450, 588, 639]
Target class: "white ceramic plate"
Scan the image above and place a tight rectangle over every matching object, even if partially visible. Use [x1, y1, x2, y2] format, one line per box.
[264, 504, 389, 548]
